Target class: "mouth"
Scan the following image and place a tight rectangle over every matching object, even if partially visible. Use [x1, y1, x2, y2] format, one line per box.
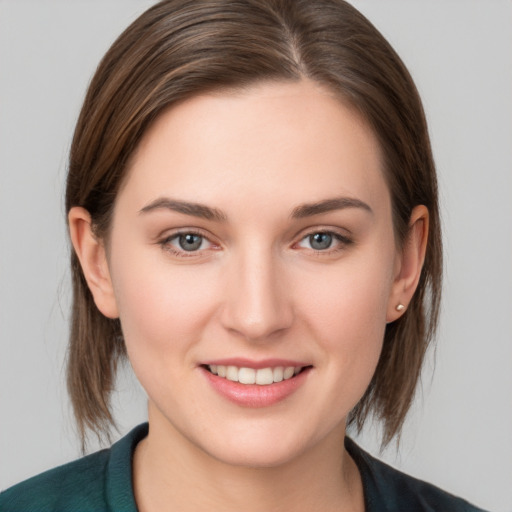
[200, 360, 312, 407]
[202, 364, 311, 385]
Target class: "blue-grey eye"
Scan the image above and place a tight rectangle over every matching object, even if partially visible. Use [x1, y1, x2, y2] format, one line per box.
[309, 232, 333, 250]
[178, 233, 203, 251]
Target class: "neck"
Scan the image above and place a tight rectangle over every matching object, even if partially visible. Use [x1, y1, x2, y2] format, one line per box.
[133, 406, 364, 512]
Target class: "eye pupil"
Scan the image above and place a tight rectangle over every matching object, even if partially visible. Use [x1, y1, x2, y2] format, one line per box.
[310, 232, 332, 250]
[179, 234, 202, 251]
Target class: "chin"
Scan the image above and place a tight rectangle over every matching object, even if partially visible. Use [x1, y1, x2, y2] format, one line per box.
[207, 440, 308, 469]
[196, 420, 337, 470]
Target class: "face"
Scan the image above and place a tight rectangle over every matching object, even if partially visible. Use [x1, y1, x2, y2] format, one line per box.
[101, 80, 402, 467]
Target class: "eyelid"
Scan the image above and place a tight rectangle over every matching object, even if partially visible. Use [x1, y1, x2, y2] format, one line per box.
[293, 227, 354, 252]
[295, 224, 353, 241]
[158, 228, 220, 258]
[156, 225, 353, 259]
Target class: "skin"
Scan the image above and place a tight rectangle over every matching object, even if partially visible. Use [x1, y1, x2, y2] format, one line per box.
[69, 80, 428, 512]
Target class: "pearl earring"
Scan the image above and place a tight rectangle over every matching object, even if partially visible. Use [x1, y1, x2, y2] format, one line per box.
[396, 304, 405, 312]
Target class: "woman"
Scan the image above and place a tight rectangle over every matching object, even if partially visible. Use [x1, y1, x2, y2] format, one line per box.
[0, 1, 492, 510]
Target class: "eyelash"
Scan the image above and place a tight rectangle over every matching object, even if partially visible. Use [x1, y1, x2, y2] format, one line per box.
[158, 228, 353, 259]
[159, 229, 218, 258]
[295, 230, 353, 255]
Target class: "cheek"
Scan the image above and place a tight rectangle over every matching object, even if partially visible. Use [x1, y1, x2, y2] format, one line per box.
[296, 245, 396, 393]
[299, 248, 394, 338]
[109, 247, 220, 364]
[306, 270, 389, 367]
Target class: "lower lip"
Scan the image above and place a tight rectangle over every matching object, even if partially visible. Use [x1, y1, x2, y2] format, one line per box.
[201, 367, 311, 408]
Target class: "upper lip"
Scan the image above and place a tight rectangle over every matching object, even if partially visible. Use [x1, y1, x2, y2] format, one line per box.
[200, 358, 311, 369]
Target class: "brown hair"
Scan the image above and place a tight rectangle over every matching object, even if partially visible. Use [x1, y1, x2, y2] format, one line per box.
[66, 0, 442, 449]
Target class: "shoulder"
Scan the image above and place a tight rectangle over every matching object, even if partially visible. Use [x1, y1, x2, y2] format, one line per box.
[0, 423, 148, 512]
[345, 437, 489, 512]
[0, 449, 110, 512]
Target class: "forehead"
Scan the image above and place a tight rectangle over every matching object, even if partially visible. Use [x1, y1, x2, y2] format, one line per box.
[120, 80, 389, 215]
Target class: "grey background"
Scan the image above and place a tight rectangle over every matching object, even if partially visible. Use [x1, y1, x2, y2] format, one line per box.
[0, 1, 511, 511]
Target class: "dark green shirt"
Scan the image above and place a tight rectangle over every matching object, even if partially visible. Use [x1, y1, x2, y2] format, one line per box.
[0, 423, 489, 511]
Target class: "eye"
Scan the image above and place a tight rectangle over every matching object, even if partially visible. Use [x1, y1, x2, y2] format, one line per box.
[307, 232, 333, 250]
[296, 230, 352, 252]
[175, 233, 205, 251]
[160, 230, 216, 257]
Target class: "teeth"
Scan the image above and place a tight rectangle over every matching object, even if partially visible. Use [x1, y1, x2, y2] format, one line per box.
[226, 365, 238, 382]
[283, 367, 295, 379]
[273, 366, 284, 382]
[208, 365, 302, 385]
[255, 367, 273, 385]
[238, 367, 256, 384]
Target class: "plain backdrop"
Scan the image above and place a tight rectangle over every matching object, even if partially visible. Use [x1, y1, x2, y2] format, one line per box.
[0, 1, 511, 511]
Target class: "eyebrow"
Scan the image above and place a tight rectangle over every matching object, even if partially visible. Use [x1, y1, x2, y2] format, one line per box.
[139, 195, 372, 222]
[291, 197, 373, 218]
[139, 198, 227, 222]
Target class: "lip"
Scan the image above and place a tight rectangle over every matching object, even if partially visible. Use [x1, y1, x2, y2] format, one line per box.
[200, 364, 312, 408]
[200, 358, 309, 369]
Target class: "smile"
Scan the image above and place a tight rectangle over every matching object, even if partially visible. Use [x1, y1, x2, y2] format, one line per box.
[201, 360, 312, 407]
[206, 365, 304, 385]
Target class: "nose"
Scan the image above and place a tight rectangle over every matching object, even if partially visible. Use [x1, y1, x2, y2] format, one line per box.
[220, 247, 293, 341]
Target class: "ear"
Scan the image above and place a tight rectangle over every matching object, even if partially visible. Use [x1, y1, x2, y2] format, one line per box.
[68, 207, 119, 319]
[386, 205, 429, 323]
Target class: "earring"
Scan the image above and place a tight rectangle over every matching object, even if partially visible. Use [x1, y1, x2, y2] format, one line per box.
[396, 304, 405, 312]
